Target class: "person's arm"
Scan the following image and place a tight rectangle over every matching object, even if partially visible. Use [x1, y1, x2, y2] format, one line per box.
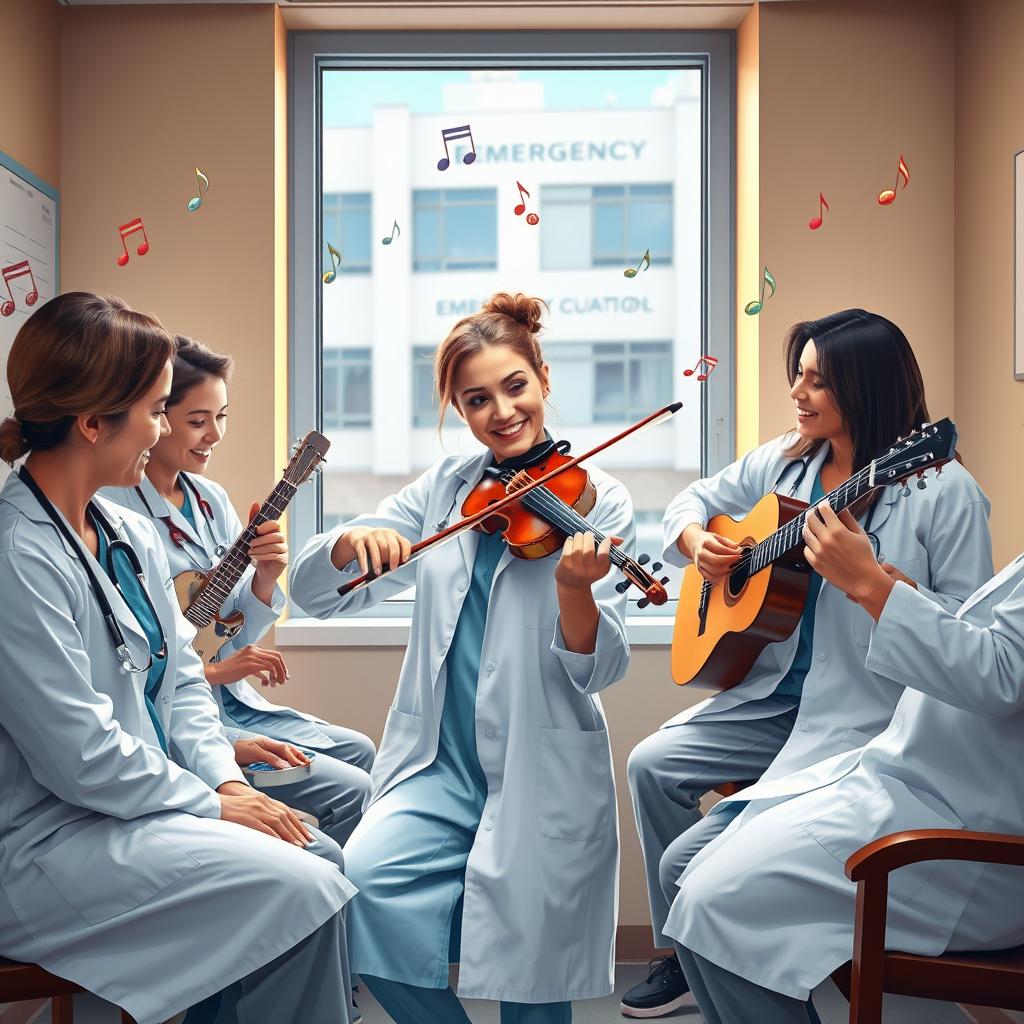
[0, 550, 221, 819]
[289, 465, 433, 618]
[865, 574, 1024, 718]
[550, 479, 634, 695]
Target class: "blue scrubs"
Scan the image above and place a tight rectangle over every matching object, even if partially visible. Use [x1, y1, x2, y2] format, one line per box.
[94, 525, 168, 752]
[343, 530, 571, 1024]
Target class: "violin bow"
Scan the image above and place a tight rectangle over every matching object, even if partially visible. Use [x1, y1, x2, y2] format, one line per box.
[336, 401, 683, 597]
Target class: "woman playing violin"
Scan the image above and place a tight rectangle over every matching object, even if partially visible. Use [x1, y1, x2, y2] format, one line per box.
[290, 292, 636, 1024]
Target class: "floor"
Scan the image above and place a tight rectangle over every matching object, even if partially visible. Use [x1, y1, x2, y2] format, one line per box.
[17, 965, 1008, 1022]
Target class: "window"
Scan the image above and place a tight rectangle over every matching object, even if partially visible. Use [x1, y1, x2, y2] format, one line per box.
[412, 346, 438, 427]
[291, 32, 735, 632]
[541, 184, 673, 272]
[323, 347, 372, 429]
[546, 341, 673, 425]
[322, 192, 372, 274]
[413, 189, 498, 272]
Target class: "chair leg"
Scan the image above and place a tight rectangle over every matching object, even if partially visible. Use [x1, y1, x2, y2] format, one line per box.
[849, 878, 888, 1024]
[120, 1011, 136, 1024]
[52, 994, 75, 1024]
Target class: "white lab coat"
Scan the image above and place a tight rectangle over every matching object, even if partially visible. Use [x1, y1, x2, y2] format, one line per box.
[0, 473, 355, 1024]
[667, 555, 1024, 999]
[289, 450, 633, 1001]
[104, 474, 331, 742]
[660, 434, 993, 781]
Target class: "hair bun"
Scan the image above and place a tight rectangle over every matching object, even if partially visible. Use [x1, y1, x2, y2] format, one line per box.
[483, 292, 546, 334]
[0, 416, 29, 467]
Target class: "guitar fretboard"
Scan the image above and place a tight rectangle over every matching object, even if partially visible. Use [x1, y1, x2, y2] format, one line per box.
[184, 479, 297, 628]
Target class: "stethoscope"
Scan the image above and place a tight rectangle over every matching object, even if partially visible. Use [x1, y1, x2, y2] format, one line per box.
[19, 467, 168, 674]
[774, 457, 885, 563]
[135, 474, 224, 557]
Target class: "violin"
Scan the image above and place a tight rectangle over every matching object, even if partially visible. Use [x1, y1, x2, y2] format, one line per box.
[337, 402, 683, 602]
[463, 440, 671, 607]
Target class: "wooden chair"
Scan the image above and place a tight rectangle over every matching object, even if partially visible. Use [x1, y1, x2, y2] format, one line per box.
[711, 780, 754, 798]
[831, 829, 1024, 1023]
[0, 957, 138, 1023]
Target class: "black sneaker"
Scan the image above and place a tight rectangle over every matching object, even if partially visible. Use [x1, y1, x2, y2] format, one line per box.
[620, 953, 691, 1018]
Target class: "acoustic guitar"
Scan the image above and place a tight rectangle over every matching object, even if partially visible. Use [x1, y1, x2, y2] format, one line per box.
[671, 419, 958, 692]
[176, 431, 330, 663]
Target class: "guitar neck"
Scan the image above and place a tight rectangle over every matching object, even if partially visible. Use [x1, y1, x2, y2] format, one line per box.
[184, 479, 297, 628]
[748, 463, 877, 575]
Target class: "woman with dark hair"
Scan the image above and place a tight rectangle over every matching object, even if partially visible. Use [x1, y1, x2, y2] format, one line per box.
[0, 294, 356, 1024]
[105, 334, 375, 847]
[622, 308, 993, 1019]
[291, 292, 634, 1023]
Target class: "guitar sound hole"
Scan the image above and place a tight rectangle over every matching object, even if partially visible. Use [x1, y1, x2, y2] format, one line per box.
[726, 558, 752, 599]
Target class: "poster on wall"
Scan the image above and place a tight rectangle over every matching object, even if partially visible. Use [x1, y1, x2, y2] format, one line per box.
[0, 151, 59, 481]
[1017, 149, 1024, 380]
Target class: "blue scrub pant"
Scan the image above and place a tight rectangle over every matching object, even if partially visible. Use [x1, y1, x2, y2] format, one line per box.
[362, 974, 571, 1024]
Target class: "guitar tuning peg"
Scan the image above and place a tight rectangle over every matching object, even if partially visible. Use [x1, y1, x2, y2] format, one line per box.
[637, 598, 649, 609]
[652, 561, 663, 573]
[637, 553, 650, 565]
[660, 576, 670, 585]
[615, 580, 630, 594]
[900, 483, 911, 498]
[916, 476, 927, 490]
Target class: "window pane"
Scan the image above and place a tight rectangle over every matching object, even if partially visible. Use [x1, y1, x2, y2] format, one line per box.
[445, 199, 496, 267]
[594, 360, 626, 421]
[628, 198, 672, 259]
[540, 193, 591, 271]
[340, 206, 372, 269]
[593, 202, 625, 259]
[413, 205, 440, 263]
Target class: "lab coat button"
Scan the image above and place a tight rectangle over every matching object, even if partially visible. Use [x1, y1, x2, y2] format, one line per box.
[161, 696, 170, 705]
[485, 727, 496, 739]
[457, 580, 467, 592]
[486, 660, 496, 673]
[799, 722, 811, 732]
[815, 652, 825, 662]
[485, 821, 494, 831]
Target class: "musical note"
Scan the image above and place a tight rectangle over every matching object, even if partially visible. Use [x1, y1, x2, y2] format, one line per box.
[744, 266, 776, 315]
[623, 248, 652, 279]
[513, 181, 540, 225]
[116, 217, 150, 267]
[381, 220, 401, 246]
[322, 243, 342, 284]
[186, 166, 210, 213]
[0, 260, 39, 318]
[878, 154, 910, 206]
[437, 125, 477, 171]
[683, 355, 719, 382]
[808, 192, 829, 230]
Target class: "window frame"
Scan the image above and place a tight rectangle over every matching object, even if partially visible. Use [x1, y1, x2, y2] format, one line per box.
[287, 29, 736, 644]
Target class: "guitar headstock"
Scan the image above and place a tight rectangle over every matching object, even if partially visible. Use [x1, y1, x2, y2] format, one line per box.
[871, 418, 957, 486]
[284, 431, 331, 487]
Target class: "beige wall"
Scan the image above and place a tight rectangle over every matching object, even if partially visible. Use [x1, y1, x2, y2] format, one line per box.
[954, 0, 1024, 571]
[1, 0, 61, 190]
[20, 0, 1014, 940]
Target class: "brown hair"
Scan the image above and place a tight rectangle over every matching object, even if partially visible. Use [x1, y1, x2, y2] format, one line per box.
[0, 292, 175, 466]
[433, 291, 548, 431]
[782, 308, 931, 517]
[168, 334, 234, 408]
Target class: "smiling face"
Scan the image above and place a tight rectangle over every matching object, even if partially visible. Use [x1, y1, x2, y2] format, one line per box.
[149, 373, 228, 477]
[790, 339, 846, 443]
[94, 360, 172, 487]
[452, 344, 549, 460]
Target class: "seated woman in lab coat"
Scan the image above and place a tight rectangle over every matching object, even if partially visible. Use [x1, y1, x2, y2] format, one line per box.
[666, 502, 1024, 1024]
[0, 292, 357, 1024]
[623, 308, 993, 1018]
[105, 333, 375, 847]
[290, 292, 634, 1024]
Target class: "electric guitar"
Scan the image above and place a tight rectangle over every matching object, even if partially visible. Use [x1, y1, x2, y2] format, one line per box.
[670, 419, 958, 692]
[175, 431, 330, 663]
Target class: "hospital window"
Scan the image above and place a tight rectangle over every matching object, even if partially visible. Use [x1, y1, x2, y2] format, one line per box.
[323, 347, 372, 429]
[545, 341, 673, 424]
[322, 192, 372, 274]
[413, 189, 498, 272]
[411, 346, 438, 427]
[540, 184, 673, 272]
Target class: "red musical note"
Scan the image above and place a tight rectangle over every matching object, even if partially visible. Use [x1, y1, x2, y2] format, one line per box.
[116, 217, 150, 267]
[1, 260, 40, 318]
[437, 125, 477, 171]
[878, 154, 910, 206]
[514, 181, 540, 225]
[683, 355, 719, 382]
[808, 192, 829, 230]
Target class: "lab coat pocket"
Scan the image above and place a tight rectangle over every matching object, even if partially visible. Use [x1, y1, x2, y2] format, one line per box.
[802, 779, 963, 902]
[832, 727, 873, 758]
[37, 819, 200, 926]
[370, 706, 423, 795]
[537, 727, 615, 841]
